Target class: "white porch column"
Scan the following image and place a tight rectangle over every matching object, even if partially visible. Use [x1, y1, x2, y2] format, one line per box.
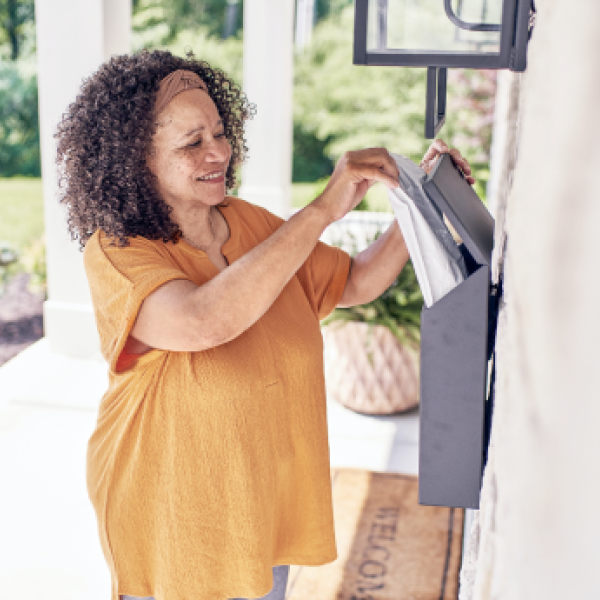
[295, 0, 316, 50]
[35, 0, 131, 359]
[239, 0, 294, 218]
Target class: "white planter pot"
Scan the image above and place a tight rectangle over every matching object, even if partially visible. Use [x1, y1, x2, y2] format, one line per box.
[322, 321, 419, 415]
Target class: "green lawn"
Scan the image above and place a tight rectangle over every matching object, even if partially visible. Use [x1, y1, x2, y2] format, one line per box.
[0, 177, 44, 251]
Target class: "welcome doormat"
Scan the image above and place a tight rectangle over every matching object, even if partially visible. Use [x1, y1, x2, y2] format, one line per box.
[286, 469, 464, 600]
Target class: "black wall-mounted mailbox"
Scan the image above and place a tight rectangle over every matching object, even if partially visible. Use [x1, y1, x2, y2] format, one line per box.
[418, 154, 495, 509]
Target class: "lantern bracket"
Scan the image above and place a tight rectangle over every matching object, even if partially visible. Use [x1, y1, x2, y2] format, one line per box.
[443, 0, 501, 33]
[425, 67, 447, 139]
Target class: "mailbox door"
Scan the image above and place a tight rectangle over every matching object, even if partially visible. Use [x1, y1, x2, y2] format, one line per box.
[419, 265, 490, 509]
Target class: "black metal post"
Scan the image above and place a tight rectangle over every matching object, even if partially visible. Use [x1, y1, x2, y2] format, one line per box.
[425, 67, 447, 139]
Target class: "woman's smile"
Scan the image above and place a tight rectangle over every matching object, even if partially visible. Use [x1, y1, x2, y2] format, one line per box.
[196, 169, 225, 183]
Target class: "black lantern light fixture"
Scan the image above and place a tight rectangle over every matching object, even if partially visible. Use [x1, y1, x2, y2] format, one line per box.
[353, 0, 536, 137]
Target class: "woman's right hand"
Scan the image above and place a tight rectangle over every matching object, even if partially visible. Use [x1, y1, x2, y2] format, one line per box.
[312, 148, 400, 224]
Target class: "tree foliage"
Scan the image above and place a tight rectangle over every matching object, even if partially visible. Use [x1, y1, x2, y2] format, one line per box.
[314, 0, 353, 22]
[0, 0, 34, 60]
[293, 5, 496, 194]
[0, 59, 39, 176]
[294, 6, 430, 173]
[132, 0, 352, 44]
[140, 27, 243, 84]
[133, 0, 243, 43]
[0, 0, 496, 189]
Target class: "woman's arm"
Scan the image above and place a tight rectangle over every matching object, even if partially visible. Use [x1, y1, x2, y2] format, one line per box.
[130, 148, 400, 352]
[337, 221, 408, 307]
[131, 205, 336, 352]
[337, 140, 473, 308]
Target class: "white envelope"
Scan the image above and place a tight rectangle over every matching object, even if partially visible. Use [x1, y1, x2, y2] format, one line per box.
[387, 153, 468, 307]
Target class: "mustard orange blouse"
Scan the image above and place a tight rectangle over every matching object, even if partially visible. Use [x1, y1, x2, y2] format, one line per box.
[83, 197, 351, 600]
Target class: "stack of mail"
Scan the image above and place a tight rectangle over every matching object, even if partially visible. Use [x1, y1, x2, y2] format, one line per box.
[387, 153, 468, 307]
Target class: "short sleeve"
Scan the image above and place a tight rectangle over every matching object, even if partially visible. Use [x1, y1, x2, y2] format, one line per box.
[83, 232, 191, 371]
[242, 201, 352, 321]
[299, 241, 351, 321]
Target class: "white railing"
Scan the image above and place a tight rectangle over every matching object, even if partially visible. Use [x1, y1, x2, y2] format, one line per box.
[292, 209, 395, 254]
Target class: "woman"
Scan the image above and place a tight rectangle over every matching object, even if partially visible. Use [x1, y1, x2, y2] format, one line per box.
[56, 50, 472, 600]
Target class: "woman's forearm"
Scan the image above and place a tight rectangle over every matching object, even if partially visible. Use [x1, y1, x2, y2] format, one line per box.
[192, 204, 332, 346]
[337, 220, 409, 308]
[131, 203, 334, 352]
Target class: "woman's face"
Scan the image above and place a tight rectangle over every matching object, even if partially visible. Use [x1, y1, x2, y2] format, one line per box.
[148, 88, 232, 212]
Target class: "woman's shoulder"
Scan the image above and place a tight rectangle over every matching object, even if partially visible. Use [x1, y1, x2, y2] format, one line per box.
[82, 231, 135, 294]
[83, 230, 169, 274]
[83, 230, 109, 271]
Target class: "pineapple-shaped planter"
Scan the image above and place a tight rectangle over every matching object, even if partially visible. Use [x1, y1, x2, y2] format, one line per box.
[322, 321, 419, 415]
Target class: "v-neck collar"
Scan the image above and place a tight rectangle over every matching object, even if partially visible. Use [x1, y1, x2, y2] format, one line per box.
[178, 197, 240, 260]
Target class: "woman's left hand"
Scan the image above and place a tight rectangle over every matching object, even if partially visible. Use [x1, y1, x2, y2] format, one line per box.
[419, 139, 475, 185]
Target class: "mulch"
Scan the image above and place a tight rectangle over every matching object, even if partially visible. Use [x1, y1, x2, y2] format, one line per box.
[0, 273, 45, 368]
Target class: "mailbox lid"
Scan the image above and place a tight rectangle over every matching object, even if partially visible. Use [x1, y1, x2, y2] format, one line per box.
[422, 154, 494, 266]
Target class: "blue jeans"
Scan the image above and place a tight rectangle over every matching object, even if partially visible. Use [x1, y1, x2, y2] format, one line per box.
[120, 565, 290, 600]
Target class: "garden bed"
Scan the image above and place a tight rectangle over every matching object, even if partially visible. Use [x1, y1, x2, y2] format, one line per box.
[0, 273, 44, 367]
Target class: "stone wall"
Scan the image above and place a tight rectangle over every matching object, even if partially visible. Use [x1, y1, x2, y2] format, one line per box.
[460, 1, 600, 597]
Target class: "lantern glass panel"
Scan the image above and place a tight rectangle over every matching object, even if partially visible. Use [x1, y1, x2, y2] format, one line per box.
[366, 0, 503, 55]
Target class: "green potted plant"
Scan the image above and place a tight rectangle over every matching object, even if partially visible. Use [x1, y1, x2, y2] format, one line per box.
[322, 230, 424, 415]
